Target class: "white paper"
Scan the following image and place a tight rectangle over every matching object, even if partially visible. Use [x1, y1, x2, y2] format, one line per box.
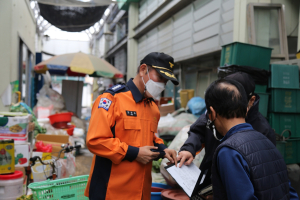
[166, 162, 201, 197]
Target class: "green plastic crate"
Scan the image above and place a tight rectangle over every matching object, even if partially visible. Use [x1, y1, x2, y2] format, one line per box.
[220, 42, 272, 70]
[276, 139, 300, 164]
[257, 93, 269, 118]
[255, 84, 268, 93]
[269, 113, 300, 138]
[269, 64, 300, 89]
[28, 175, 89, 200]
[269, 89, 300, 113]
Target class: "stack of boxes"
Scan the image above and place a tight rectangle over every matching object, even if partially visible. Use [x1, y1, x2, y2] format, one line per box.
[220, 42, 300, 165]
[268, 64, 300, 164]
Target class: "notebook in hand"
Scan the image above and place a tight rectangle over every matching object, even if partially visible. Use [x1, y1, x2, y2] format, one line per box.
[165, 163, 213, 198]
[165, 162, 201, 197]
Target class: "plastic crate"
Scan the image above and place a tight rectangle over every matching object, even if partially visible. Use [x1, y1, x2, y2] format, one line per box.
[257, 93, 269, 118]
[220, 42, 272, 70]
[269, 64, 300, 89]
[269, 89, 300, 113]
[269, 113, 300, 138]
[28, 175, 89, 200]
[255, 84, 268, 93]
[276, 139, 300, 164]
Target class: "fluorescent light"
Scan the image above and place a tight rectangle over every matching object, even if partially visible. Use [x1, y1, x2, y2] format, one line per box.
[77, 0, 92, 2]
[104, 8, 110, 16]
[30, 1, 35, 9]
[89, 27, 95, 34]
[100, 19, 104, 24]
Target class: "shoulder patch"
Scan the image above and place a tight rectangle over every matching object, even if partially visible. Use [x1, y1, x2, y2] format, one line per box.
[111, 84, 125, 92]
[98, 98, 112, 111]
[104, 84, 128, 96]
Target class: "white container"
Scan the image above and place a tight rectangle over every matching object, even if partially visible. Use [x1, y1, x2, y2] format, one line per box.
[31, 159, 62, 182]
[0, 170, 23, 200]
[0, 114, 31, 137]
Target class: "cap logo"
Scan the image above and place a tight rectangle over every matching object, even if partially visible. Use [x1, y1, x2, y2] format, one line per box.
[160, 70, 176, 79]
[169, 62, 174, 68]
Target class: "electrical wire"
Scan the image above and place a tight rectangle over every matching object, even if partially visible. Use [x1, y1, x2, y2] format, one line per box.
[288, 22, 299, 37]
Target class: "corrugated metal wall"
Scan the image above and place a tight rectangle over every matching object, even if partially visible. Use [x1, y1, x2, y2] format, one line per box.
[114, 48, 127, 75]
[137, 0, 234, 63]
[139, 0, 166, 22]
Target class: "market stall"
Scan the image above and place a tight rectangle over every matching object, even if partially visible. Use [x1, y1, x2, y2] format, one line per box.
[0, 52, 125, 199]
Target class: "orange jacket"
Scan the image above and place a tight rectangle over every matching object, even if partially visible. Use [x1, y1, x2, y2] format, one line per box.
[85, 79, 166, 200]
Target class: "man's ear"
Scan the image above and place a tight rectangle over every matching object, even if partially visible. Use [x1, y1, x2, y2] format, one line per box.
[138, 64, 147, 77]
[210, 106, 216, 121]
[247, 95, 256, 109]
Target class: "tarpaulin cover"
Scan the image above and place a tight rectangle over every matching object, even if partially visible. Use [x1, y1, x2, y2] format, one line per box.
[38, 3, 107, 32]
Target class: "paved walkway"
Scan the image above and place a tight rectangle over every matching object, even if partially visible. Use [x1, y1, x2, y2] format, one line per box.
[74, 148, 93, 176]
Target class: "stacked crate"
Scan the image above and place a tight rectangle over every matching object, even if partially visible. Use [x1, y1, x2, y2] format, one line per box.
[268, 64, 300, 164]
[219, 42, 300, 164]
[220, 42, 272, 118]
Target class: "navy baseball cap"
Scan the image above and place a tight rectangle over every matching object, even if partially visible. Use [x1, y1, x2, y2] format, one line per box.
[140, 52, 179, 85]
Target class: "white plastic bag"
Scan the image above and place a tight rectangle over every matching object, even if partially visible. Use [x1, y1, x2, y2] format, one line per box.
[60, 152, 76, 178]
[158, 113, 198, 136]
[44, 123, 68, 135]
[158, 114, 177, 128]
[34, 72, 65, 118]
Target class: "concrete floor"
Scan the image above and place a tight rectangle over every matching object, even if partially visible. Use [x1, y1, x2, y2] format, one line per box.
[74, 148, 93, 176]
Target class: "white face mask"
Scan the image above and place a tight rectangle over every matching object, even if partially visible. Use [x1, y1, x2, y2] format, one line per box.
[142, 67, 165, 99]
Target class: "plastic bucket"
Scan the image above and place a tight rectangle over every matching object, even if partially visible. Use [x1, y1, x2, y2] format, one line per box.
[180, 89, 195, 108]
[180, 91, 188, 108]
[181, 89, 194, 100]
[0, 171, 23, 200]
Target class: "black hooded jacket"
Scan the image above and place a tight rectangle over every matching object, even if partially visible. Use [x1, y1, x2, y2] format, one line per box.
[180, 94, 276, 188]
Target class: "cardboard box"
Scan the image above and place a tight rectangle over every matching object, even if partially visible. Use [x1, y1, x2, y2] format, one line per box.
[158, 97, 175, 116]
[15, 143, 30, 167]
[35, 134, 69, 158]
[159, 103, 175, 116]
[159, 97, 172, 105]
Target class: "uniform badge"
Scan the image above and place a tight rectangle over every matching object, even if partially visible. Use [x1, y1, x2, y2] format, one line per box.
[98, 98, 112, 111]
[126, 110, 137, 117]
[112, 85, 122, 90]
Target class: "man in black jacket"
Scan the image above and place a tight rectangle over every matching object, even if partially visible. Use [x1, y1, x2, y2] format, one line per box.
[177, 72, 276, 195]
[202, 78, 292, 200]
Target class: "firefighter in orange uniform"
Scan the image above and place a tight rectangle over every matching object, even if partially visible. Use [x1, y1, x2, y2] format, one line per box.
[85, 52, 179, 200]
